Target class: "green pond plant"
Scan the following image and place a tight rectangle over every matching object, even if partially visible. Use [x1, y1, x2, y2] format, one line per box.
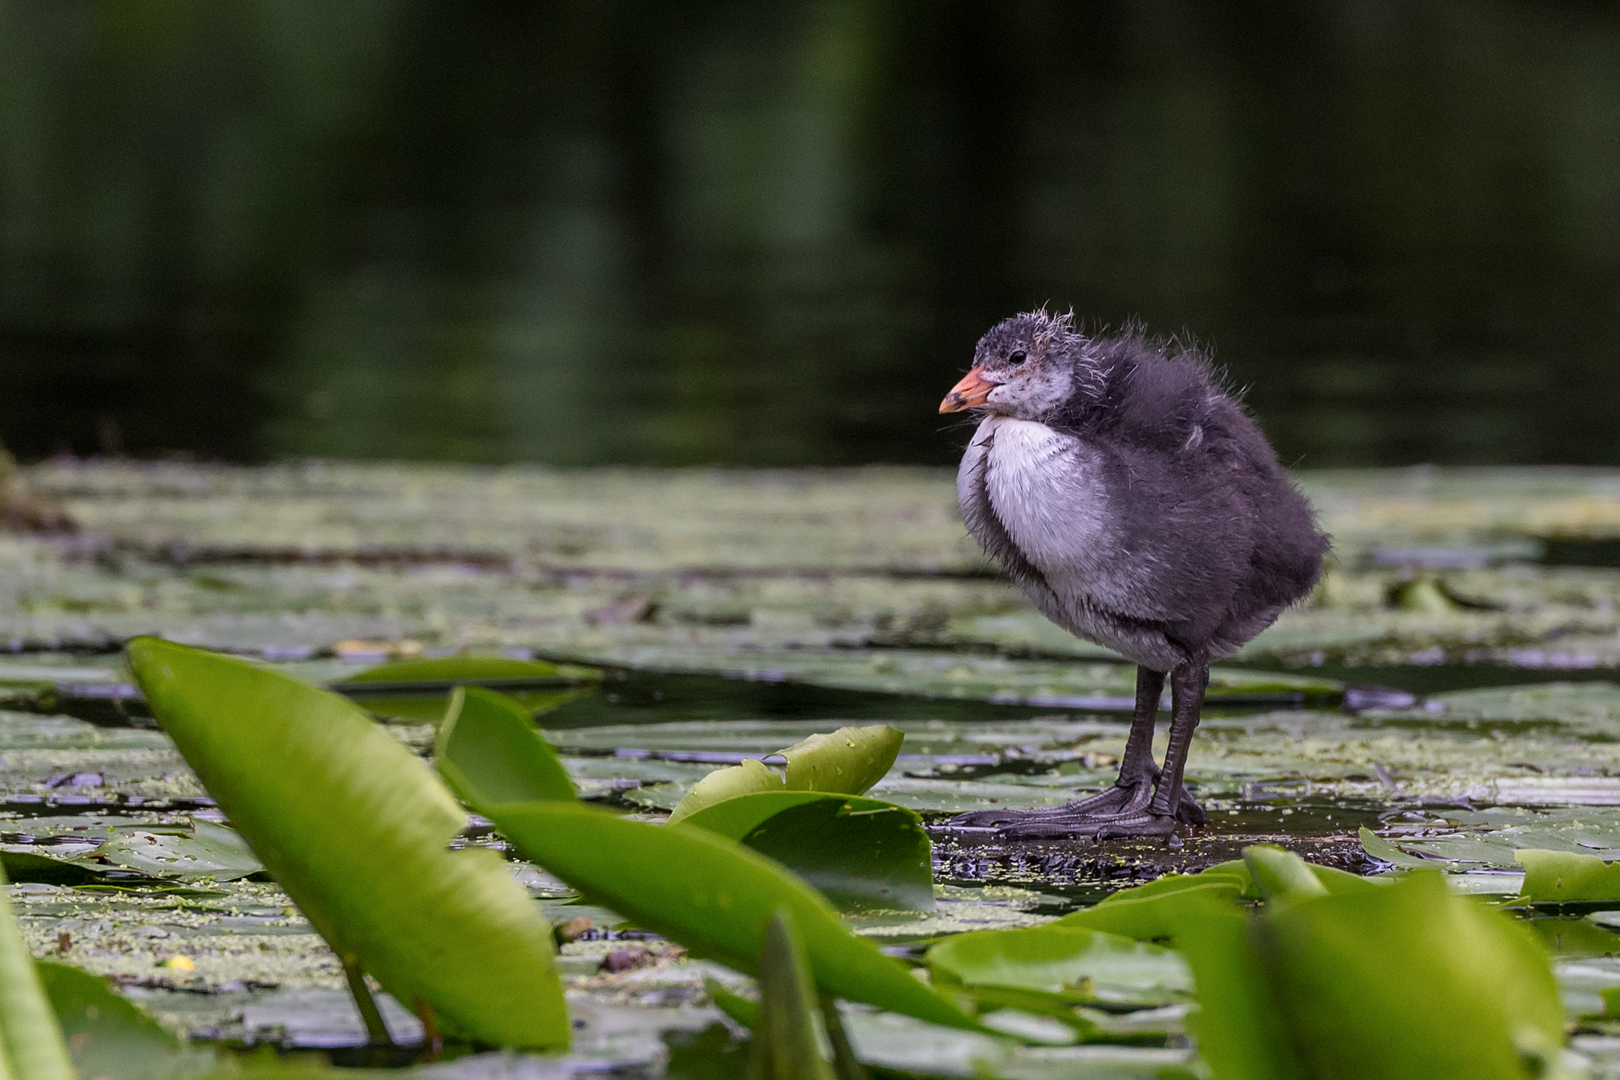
[666, 725, 904, 824]
[125, 638, 570, 1050]
[0, 860, 74, 1080]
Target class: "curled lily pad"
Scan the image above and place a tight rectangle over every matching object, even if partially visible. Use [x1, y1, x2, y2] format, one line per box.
[678, 792, 933, 912]
[94, 820, 263, 882]
[125, 637, 568, 1049]
[667, 725, 903, 825]
[435, 686, 577, 813]
[479, 800, 979, 1032]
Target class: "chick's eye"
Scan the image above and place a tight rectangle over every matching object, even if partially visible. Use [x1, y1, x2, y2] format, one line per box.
[1009, 351, 1027, 365]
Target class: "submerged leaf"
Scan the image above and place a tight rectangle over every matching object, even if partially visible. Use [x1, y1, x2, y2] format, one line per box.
[667, 726, 902, 825]
[435, 686, 577, 813]
[481, 801, 979, 1032]
[125, 638, 568, 1049]
[678, 792, 933, 912]
[1516, 848, 1620, 903]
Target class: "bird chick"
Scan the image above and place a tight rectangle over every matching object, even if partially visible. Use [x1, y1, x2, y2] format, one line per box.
[941, 310, 1328, 838]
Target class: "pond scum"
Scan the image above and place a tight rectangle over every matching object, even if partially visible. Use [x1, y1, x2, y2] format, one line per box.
[7, 462, 1620, 1077]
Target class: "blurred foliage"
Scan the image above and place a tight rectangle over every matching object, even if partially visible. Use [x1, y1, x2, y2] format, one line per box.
[1, 1, 1619, 468]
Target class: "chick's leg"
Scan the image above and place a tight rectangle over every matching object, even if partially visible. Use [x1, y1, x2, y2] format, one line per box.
[945, 666, 1164, 831]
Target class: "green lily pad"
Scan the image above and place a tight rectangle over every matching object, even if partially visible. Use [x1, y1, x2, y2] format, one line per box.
[0, 861, 75, 1080]
[332, 655, 599, 723]
[1, 849, 112, 886]
[1259, 869, 1566, 1079]
[479, 800, 979, 1032]
[36, 961, 214, 1080]
[1516, 849, 1620, 903]
[125, 637, 568, 1049]
[678, 792, 934, 912]
[434, 686, 577, 814]
[749, 909, 837, 1080]
[667, 725, 903, 825]
[927, 925, 1193, 1008]
[94, 820, 264, 882]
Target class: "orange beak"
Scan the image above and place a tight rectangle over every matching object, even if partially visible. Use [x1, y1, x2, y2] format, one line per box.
[939, 367, 997, 413]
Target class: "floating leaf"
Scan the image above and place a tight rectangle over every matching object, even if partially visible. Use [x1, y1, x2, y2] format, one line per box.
[94, 820, 264, 882]
[668, 760, 785, 825]
[0, 861, 74, 1080]
[480, 800, 978, 1032]
[36, 962, 214, 1080]
[435, 687, 576, 813]
[332, 655, 598, 722]
[1260, 868, 1565, 1080]
[1167, 886, 1304, 1080]
[678, 792, 933, 912]
[1516, 849, 1620, 903]
[1052, 880, 1243, 942]
[667, 725, 903, 825]
[927, 924, 1193, 1009]
[1, 849, 110, 887]
[125, 637, 568, 1049]
[778, 727, 903, 794]
[1359, 826, 1437, 869]
[335, 654, 599, 686]
[751, 909, 837, 1080]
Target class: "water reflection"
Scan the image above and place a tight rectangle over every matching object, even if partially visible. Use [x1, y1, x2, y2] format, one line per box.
[0, 0, 1617, 466]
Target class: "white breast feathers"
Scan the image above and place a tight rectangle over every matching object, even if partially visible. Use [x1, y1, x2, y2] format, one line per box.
[979, 417, 1113, 584]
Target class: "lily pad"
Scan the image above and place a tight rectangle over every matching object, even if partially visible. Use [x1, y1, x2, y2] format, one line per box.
[479, 800, 979, 1032]
[678, 792, 934, 912]
[1516, 849, 1620, 904]
[666, 725, 903, 825]
[332, 655, 598, 722]
[749, 909, 837, 1080]
[927, 925, 1193, 1008]
[434, 686, 577, 813]
[1259, 869, 1565, 1079]
[94, 820, 264, 882]
[0, 861, 75, 1080]
[36, 961, 214, 1080]
[125, 637, 569, 1049]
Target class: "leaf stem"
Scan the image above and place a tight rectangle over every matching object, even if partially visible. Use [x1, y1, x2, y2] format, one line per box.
[342, 957, 393, 1047]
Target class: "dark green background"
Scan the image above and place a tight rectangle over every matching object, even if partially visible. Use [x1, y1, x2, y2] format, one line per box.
[2, 1, 1617, 468]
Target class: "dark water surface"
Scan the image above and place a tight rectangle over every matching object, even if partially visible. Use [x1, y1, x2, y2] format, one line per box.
[2, 1, 1619, 468]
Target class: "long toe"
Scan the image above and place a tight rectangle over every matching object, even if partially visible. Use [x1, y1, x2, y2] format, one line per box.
[947, 807, 1035, 828]
[1093, 813, 1179, 839]
[1174, 787, 1207, 826]
[946, 780, 1153, 830]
